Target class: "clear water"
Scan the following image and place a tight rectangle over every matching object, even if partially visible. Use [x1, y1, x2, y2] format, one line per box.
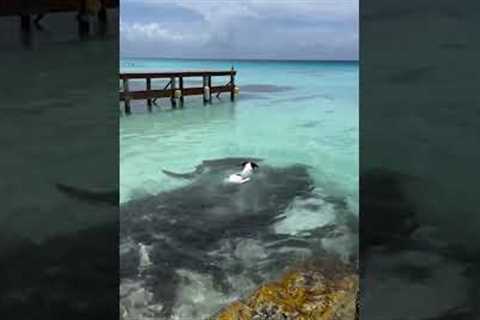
[120, 58, 358, 210]
[119, 58, 358, 319]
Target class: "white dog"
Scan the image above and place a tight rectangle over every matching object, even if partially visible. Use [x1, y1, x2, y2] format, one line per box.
[227, 161, 259, 184]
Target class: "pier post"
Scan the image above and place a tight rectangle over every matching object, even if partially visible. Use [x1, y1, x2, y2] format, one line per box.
[123, 78, 131, 114]
[20, 14, 31, 31]
[97, 0, 108, 36]
[119, 70, 237, 110]
[230, 70, 235, 102]
[179, 77, 184, 106]
[19, 14, 32, 48]
[203, 76, 208, 105]
[146, 77, 152, 109]
[208, 76, 212, 103]
[170, 77, 177, 108]
[77, 0, 90, 39]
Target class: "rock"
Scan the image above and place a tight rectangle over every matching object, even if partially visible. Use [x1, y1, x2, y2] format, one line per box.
[216, 301, 253, 320]
[212, 257, 358, 320]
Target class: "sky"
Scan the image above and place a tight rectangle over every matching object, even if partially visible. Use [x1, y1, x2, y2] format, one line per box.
[120, 0, 358, 60]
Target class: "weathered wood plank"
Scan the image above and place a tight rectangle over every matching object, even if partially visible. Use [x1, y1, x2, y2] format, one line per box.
[119, 70, 236, 79]
[210, 85, 233, 94]
[119, 85, 232, 101]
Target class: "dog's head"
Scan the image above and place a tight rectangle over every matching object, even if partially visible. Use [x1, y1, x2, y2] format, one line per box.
[241, 161, 259, 170]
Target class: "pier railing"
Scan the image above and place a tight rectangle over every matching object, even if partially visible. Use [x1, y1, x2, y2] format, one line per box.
[0, 0, 118, 16]
[1, 0, 118, 41]
[119, 70, 237, 114]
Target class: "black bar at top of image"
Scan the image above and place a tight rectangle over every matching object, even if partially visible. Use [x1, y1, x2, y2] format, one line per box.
[0, 2, 119, 319]
[360, 0, 480, 319]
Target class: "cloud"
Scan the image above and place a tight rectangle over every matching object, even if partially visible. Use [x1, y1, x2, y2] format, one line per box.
[121, 22, 181, 41]
[120, 21, 209, 43]
[120, 0, 358, 60]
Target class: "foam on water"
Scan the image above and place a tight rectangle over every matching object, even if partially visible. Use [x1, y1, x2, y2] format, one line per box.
[274, 192, 337, 235]
[171, 269, 235, 320]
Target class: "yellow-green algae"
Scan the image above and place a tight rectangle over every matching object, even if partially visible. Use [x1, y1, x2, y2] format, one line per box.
[213, 257, 358, 320]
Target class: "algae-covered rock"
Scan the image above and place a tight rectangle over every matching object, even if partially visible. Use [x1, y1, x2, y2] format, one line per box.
[213, 257, 358, 320]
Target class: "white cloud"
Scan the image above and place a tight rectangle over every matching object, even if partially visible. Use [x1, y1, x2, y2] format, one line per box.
[120, 20, 209, 43]
[121, 22, 181, 41]
[120, 0, 358, 59]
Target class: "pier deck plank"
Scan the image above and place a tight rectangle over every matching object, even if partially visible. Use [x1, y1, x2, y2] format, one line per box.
[119, 85, 233, 101]
[119, 70, 236, 80]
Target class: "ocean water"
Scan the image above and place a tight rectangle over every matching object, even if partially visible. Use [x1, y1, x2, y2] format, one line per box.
[0, 14, 119, 319]
[120, 58, 358, 206]
[119, 58, 358, 319]
[360, 1, 480, 319]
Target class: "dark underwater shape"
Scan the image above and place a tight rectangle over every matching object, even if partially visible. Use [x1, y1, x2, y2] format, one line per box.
[273, 93, 334, 104]
[55, 183, 118, 206]
[360, 169, 480, 319]
[298, 120, 322, 128]
[440, 43, 469, 50]
[0, 224, 118, 320]
[235, 93, 270, 101]
[120, 158, 321, 317]
[360, 168, 419, 252]
[239, 84, 294, 93]
[388, 65, 435, 84]
[162, 157, 263, 180]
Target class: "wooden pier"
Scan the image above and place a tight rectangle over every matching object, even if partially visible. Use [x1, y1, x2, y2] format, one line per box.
[0, 0, 117, 39]
[119, 69, 238, 114]
[0, 0, 118, 16]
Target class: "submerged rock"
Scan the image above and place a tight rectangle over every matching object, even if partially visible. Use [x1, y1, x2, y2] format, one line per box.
[213, 258, 358, 320]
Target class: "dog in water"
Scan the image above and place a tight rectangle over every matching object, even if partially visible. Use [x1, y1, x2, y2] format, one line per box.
[227, 161, 259, 184]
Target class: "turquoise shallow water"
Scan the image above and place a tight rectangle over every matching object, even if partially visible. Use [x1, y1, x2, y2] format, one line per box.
[119, 58, 358, 318]
[120, 58, 358, 212]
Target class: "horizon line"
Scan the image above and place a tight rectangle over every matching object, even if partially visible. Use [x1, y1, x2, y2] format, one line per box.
[120, 56, 359, 63]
